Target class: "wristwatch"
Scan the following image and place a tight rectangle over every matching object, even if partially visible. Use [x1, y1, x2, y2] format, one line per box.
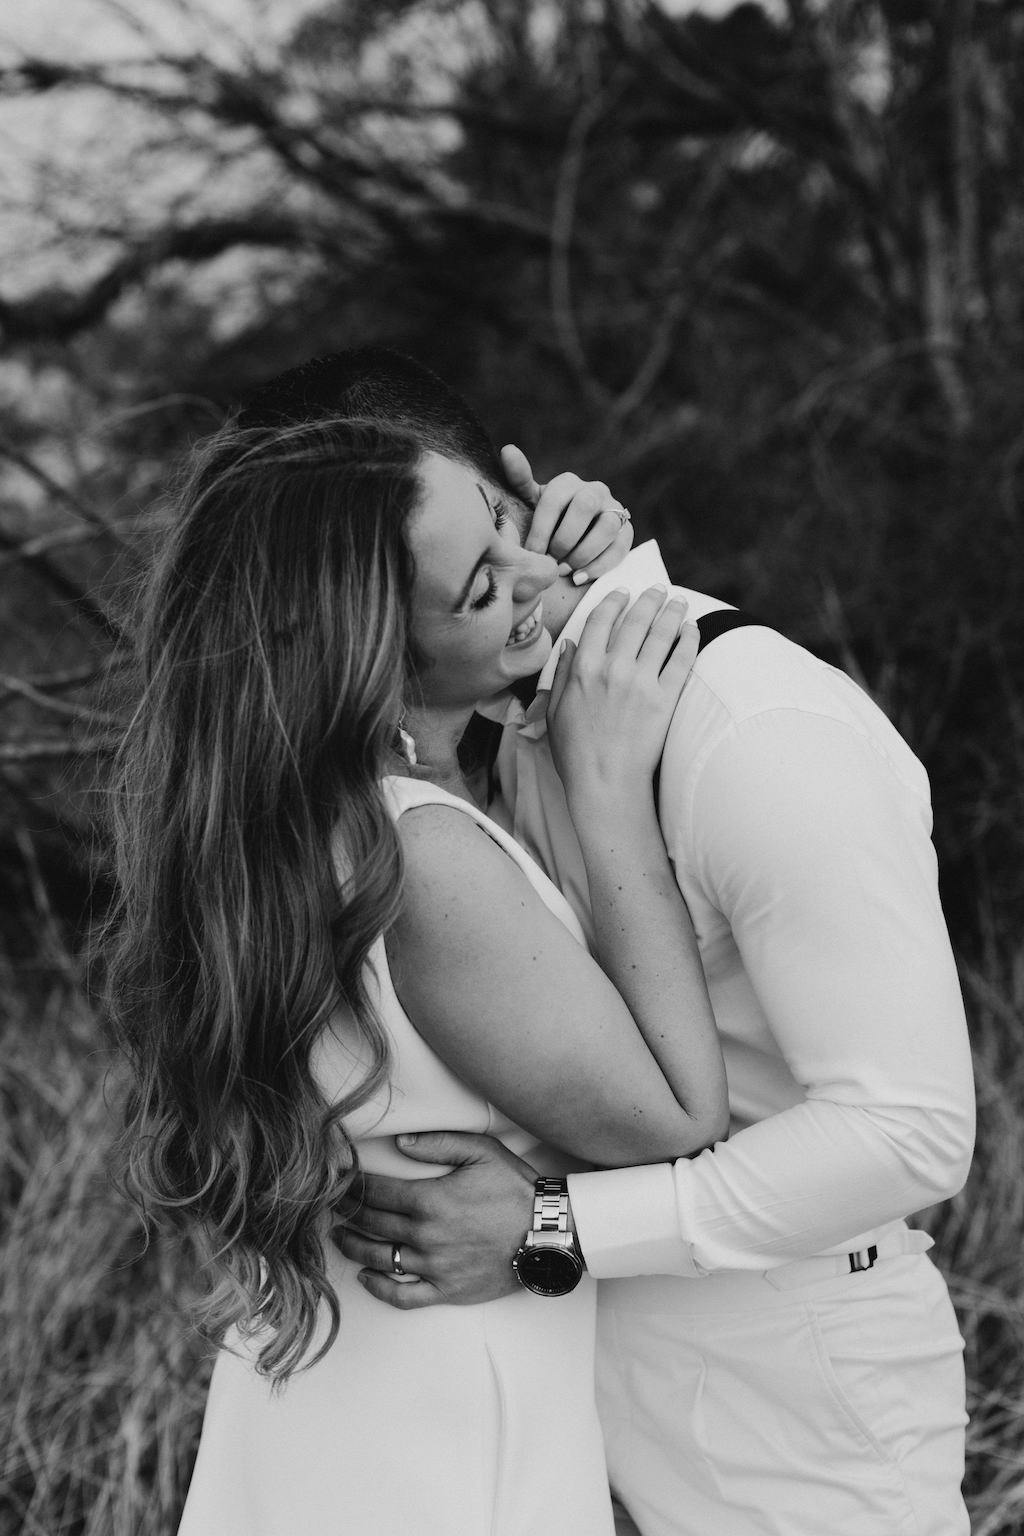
[512, 1176, 585, 1297]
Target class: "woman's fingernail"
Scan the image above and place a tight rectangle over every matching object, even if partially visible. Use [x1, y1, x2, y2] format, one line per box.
[572, 570, 592, 586]
[557, 561, 573, 577]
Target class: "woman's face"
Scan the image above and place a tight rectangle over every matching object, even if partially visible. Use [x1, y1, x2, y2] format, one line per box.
[409, 451, 557, 708]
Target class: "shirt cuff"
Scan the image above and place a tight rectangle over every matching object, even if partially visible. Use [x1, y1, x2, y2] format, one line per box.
[567, 1163, 702, 1279]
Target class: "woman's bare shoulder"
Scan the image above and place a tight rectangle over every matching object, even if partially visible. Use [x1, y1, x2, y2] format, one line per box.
[394, 800, 530, 906]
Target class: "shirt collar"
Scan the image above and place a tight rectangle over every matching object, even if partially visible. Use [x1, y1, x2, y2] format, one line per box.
[475, 541, 672, 734]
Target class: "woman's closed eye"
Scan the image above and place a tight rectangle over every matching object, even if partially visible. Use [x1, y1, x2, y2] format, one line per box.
[469, 498, 512, 609]
[472, 571, 499, 610]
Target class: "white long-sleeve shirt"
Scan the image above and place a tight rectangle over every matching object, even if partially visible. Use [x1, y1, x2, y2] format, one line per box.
[485, 543, 975, 1278]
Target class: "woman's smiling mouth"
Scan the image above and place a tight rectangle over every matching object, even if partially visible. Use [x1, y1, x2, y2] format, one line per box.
[505, 601, 544, 648]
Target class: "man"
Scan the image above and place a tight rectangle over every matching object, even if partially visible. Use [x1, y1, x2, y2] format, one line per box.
[249, 349, 976, 1533]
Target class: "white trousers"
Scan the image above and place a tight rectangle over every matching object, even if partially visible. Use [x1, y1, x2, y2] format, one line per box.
[596, 1249, 969, 1536]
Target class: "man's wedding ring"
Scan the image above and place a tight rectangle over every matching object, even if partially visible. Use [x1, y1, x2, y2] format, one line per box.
[612, 506, 631, 527]
[391, 1243, 406, 1276]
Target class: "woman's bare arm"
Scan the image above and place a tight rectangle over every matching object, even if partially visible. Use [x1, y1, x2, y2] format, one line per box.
[387, 589, 727, 1166]
[386, 800, 723, 1168]
[546, 587, 728, 1140]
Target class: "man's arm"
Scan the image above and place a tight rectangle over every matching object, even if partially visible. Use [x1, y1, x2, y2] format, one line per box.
[569, 706, 975, 1278]
[337, 706, 974, 1306]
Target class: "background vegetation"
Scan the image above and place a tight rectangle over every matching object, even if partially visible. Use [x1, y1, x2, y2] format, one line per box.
[1, 1, 1022, 1531]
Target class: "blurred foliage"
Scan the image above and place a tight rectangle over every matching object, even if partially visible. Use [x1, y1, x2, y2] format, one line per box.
[1, 0, 1022, 955]
[3, 4, 1024, 1532]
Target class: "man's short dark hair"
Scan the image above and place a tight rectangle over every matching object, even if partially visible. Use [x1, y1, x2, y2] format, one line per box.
[236, 348, 505, 485]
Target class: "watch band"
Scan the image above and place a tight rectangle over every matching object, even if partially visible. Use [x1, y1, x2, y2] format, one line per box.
[512, 1176, 584, 1296]
[533, 1176, 571, 1236]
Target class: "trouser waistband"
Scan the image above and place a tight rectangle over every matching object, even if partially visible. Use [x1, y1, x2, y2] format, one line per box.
[596, 1226, 938, 1315]
[764, 1226, 934, 1290]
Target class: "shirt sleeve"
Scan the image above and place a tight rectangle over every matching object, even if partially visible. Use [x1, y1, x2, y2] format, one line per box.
[568, 707, 975, 1278]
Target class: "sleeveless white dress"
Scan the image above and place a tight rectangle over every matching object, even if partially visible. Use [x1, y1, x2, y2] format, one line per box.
[177, 776, 615, 1536]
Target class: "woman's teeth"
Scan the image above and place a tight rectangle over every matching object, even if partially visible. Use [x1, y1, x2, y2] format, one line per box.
[506, 603, 542, 647]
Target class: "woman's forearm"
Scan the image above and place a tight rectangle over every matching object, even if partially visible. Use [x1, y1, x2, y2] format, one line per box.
[569, 786, 728, 1147]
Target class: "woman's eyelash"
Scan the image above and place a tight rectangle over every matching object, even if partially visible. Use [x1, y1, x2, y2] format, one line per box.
[468, 499, 509, 609]
[472, 571, 499, 610]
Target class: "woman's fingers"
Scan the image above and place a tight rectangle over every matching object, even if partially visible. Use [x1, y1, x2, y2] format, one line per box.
[570, 521, 634, 584]
[661, 618, 702, 690]
[546, 484, 623, 563]
[633, 597, 692, 674]
[572, 587, 632, 661]
[593, 587, 690, 670]
[600, 586, 673, 664]
[500, 446, 630, 577]
[526, 473, 602, 556]
[518, 470, 626, 562]
[499, 444, 542, 509]
[545, 637, 576, 717]
[558, 507, 632, 574]
[571, 588, 693, 676]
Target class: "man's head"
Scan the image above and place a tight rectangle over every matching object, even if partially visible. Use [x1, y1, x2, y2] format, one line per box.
[237, 347, 511, 499]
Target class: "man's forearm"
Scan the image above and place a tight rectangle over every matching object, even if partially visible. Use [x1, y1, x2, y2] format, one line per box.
[568, 1093, 975, 1279]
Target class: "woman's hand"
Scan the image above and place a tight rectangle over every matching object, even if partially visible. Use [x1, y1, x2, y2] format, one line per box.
[546, 586, 699, 809]
[500, 443, 633, 584]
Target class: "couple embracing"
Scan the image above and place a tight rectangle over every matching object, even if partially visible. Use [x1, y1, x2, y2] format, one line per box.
[108, 348, 975, 1535]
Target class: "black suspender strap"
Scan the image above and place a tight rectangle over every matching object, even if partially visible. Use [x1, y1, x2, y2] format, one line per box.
[652, 608, 774, 801]
[694, 608, 772, 651]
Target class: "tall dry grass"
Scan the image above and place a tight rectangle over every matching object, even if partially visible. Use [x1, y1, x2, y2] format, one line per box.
[943, 936, 1024, 1534]
[2, 921, 1022, 1534]
[0, 968, 210, 1536]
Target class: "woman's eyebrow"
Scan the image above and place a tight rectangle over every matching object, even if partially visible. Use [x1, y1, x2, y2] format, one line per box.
[475, 482, 498, 518]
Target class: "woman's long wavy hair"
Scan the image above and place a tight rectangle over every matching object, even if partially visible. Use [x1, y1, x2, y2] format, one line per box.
[105, 415, 424, 1382]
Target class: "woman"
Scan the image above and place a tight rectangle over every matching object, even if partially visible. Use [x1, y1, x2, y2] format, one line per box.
[107, 409, 727, 1535]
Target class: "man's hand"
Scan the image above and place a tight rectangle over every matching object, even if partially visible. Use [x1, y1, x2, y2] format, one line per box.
[332, 1131, 537, 1310]
[501, 443, 633, 584]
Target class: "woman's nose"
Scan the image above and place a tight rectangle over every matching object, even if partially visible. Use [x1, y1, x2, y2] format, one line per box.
[512, 548, 558, 603]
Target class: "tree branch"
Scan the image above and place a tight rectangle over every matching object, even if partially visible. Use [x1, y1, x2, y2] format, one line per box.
[0, 519, 152, 571]
[0, 434, 126, 539]
[0, 736, 120, 763]
[0, 216, 313, 343]
[0, 527, 123, 644]
[550, 88, 618, 411]
[0, 672, 123, 727]
[605, 149, 732, 425]
[7, 659, 126, 694]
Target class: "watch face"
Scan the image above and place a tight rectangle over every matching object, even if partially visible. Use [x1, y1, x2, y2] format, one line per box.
[517, 1246, 584, 1297]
